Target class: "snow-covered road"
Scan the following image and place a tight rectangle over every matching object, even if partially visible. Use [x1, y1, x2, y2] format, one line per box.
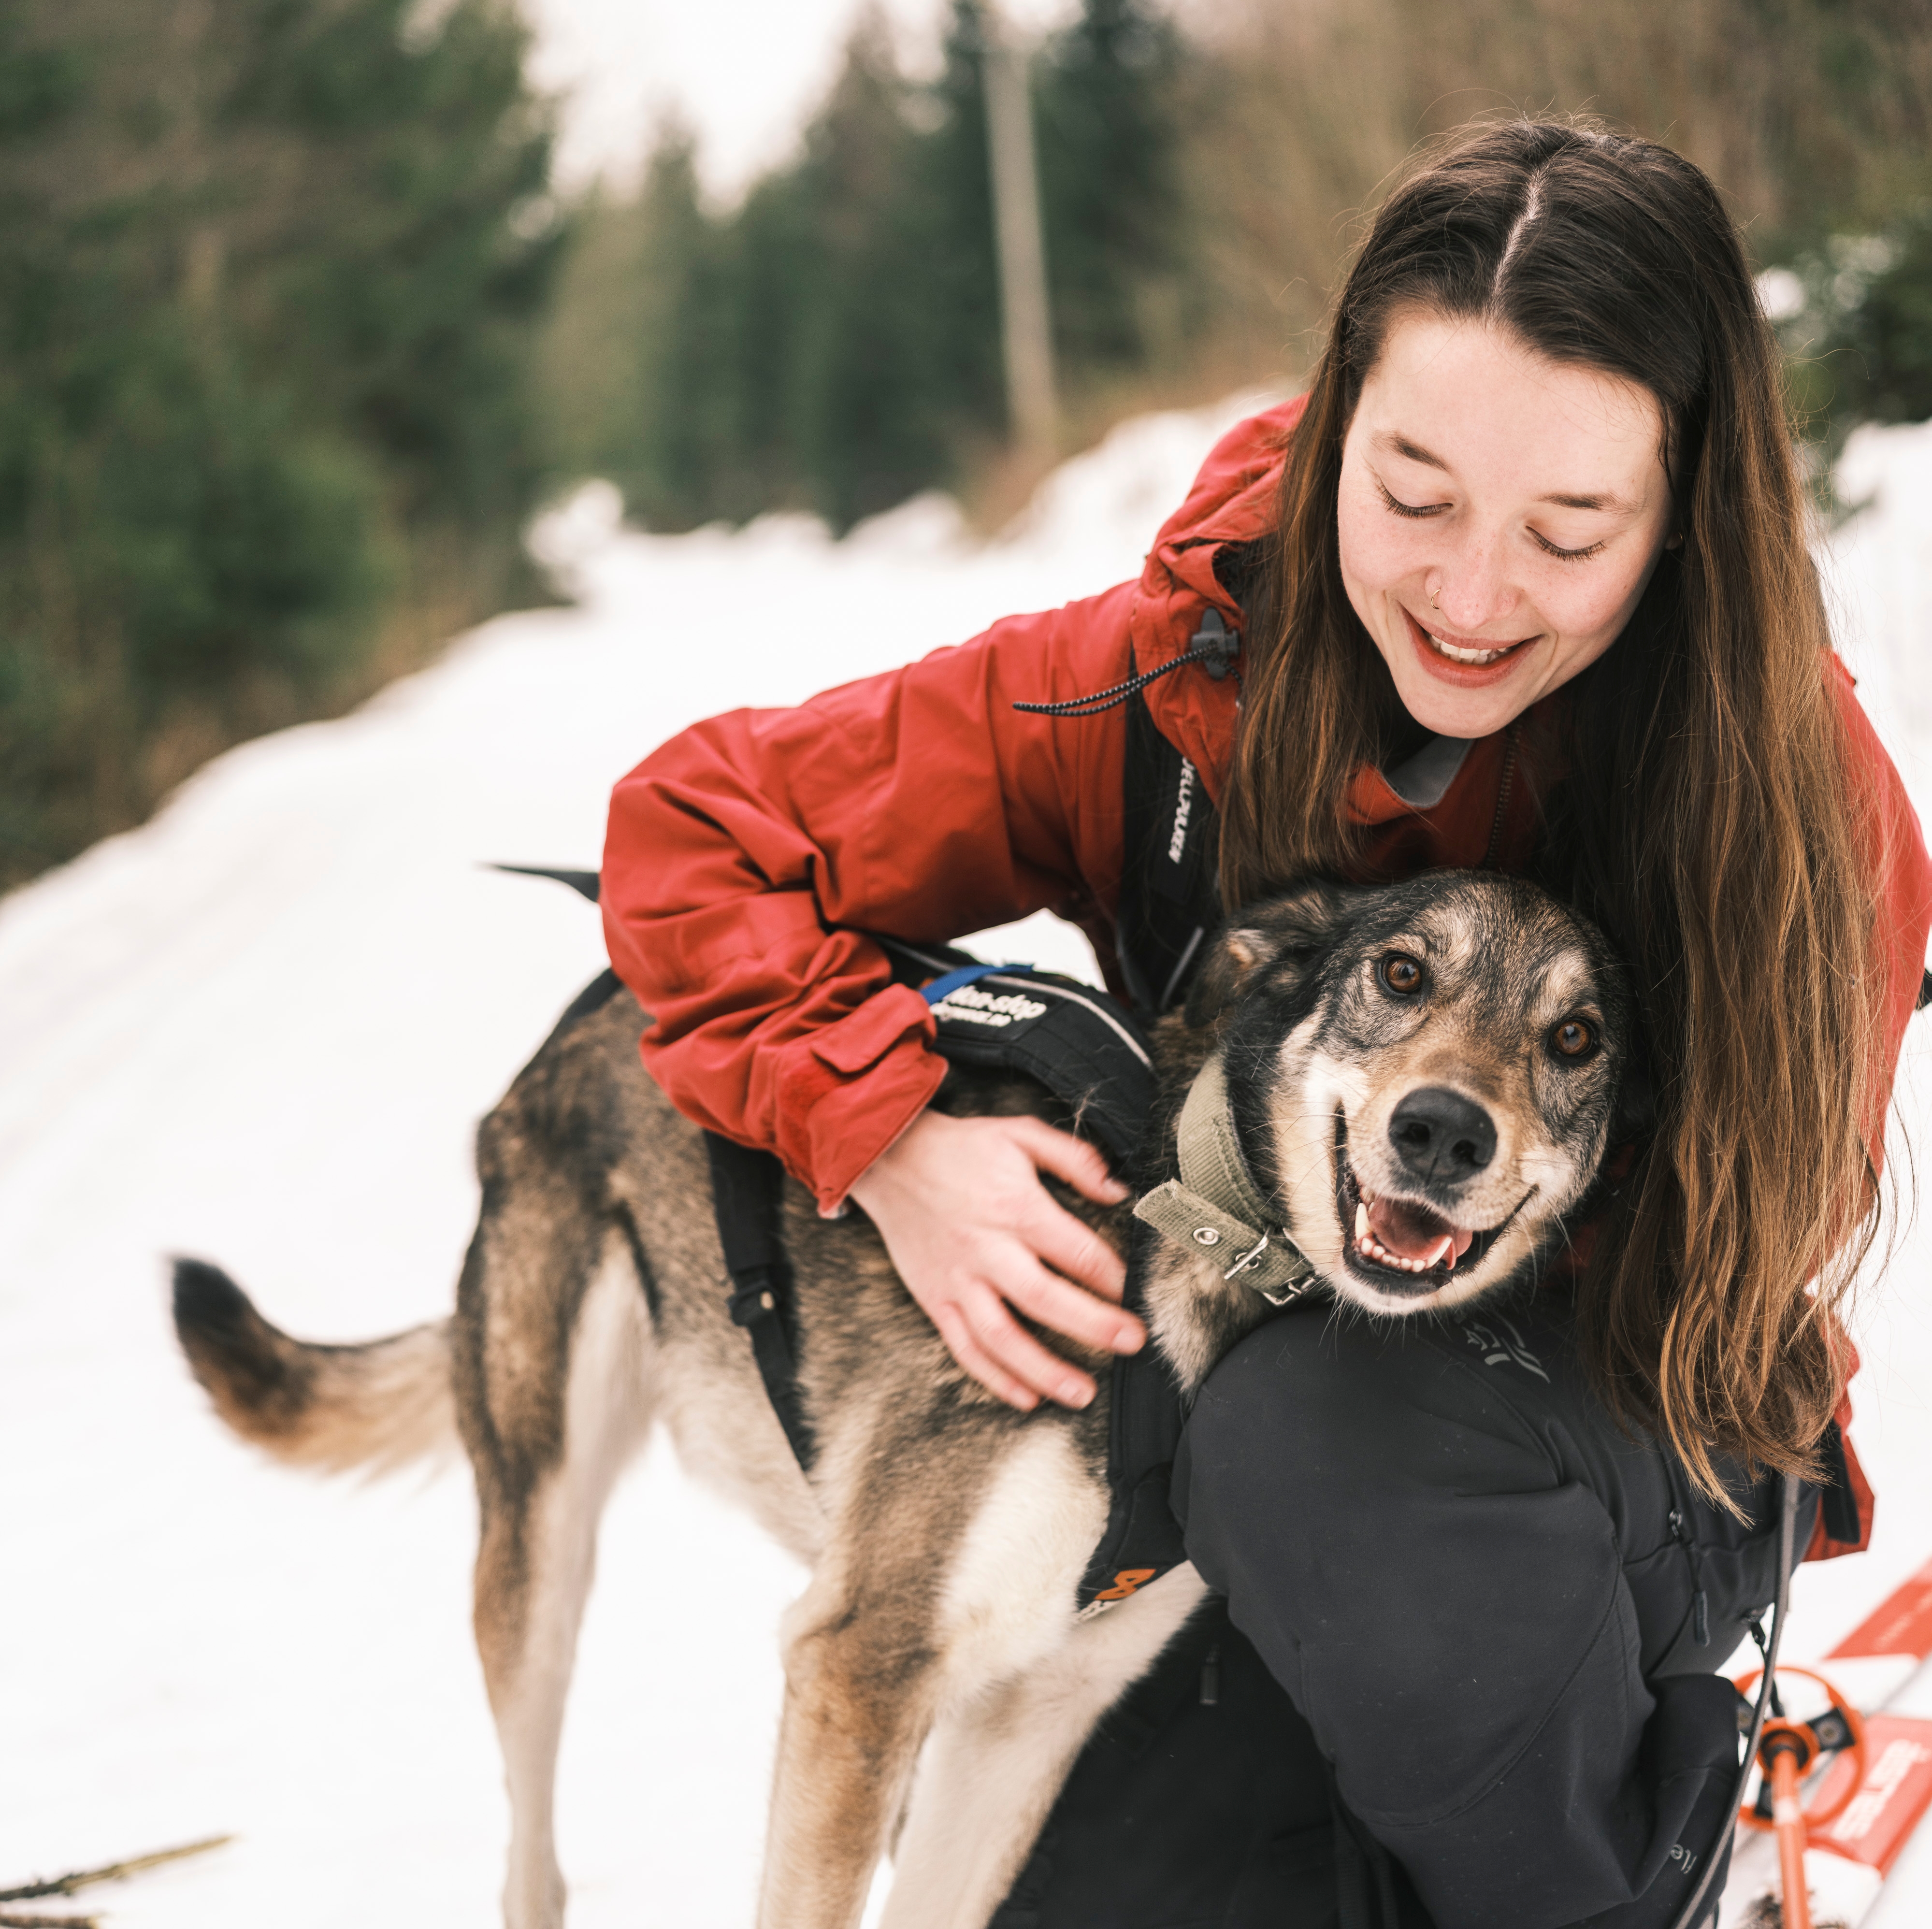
[2, 399, 1931, 1926]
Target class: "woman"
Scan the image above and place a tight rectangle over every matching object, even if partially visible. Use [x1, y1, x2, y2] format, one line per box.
[602, 123, 1932, 1927]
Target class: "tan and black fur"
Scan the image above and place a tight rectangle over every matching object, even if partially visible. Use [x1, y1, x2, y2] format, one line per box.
[173, 870, 1638, 1929]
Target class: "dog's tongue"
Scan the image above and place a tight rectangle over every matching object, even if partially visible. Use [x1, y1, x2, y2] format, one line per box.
[1366, 1195, 1474, 1270]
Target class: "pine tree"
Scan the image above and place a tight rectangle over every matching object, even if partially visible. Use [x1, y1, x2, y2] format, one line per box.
[544, 0, 1203, 535]
[0, 0, 562, 884]
[1036, 0, 1193, 375]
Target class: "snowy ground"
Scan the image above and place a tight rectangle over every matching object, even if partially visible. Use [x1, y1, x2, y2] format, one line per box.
[2, 397, 1931, 1927]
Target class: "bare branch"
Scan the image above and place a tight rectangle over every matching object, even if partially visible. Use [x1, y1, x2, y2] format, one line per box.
[0, 1836, 232, 1903]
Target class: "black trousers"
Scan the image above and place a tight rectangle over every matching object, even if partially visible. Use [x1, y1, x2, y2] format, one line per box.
[993, 1290, 1798, 1929]
[988, 1595, 1431, 1929]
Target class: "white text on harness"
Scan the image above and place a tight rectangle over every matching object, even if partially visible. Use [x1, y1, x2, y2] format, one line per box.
[933, 986, 1049, 1029]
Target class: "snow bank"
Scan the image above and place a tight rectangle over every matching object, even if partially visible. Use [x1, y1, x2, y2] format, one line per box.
[2, 390, 1931, 1926]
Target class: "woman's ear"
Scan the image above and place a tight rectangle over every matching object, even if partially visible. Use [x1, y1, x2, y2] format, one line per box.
[1183, 880, 1364, 1028]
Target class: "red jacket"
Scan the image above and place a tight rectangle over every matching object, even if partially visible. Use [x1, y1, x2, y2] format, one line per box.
[602, 396, 1932, 1218]
[604, 399, 1932, 1559]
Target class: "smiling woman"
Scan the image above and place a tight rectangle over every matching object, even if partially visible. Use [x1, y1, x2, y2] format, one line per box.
[600, 118, 1932, 1929]
[1224, 126, 1914, 1523]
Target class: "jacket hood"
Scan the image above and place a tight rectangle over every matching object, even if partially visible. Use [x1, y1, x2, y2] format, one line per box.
[1128, 394, 1308, 803]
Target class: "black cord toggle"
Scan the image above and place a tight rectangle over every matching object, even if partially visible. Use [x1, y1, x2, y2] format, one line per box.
[1014, 606, 1240, 718]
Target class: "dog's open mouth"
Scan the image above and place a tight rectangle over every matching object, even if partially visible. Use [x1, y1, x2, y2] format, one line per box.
[1331, 1114, 1522, 1295]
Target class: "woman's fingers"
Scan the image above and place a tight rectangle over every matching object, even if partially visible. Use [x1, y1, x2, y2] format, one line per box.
[1000, 1245, 1144, 1355]
[927, 1298, 1046, 1411]
[940, 1281, 1100, 1410]
[846, 1107, 1143, 1409]
[1024, 1197, 1132, 1309]
[1007, 1115, 1132, 1207]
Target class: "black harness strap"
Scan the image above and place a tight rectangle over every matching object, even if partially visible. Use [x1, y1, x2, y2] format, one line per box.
[1066, 689, 1226, 1611]
[1115, 688, 1224, 1017]
[705, 1131, 818, 1472]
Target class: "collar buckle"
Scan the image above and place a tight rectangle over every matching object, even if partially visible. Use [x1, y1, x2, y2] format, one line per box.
[1223, 1232, 1271, 1280]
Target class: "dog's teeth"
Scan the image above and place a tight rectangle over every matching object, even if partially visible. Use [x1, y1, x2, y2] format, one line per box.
[1354, 1201, 1369, 1240]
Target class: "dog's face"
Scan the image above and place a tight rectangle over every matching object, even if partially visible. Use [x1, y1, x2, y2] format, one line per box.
[1196, 872, 1641, 1316]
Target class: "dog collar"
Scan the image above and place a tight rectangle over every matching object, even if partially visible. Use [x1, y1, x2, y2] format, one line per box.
[1132, 1053, 1318, 1307]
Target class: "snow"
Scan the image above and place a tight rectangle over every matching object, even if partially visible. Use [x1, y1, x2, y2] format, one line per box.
[1, 390, 1931, 1925]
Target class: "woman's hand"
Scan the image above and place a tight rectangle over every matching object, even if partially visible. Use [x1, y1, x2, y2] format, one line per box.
[847, 1109, 1145, 1411]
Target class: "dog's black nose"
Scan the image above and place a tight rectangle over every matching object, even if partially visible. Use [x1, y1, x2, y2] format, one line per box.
[1388, 1088, 1496, 1182]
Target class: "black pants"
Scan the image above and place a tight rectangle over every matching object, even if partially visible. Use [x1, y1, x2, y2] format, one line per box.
[989, 1596, 1431, 1929]
[995, 1290, 1801, 1929]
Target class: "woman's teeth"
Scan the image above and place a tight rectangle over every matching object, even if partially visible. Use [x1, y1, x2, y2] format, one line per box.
[1421, 625, 1513, 666]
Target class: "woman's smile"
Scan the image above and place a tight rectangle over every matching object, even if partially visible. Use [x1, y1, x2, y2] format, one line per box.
[1338, 312, 1676, 739]
[1401, 604, 1538, 681]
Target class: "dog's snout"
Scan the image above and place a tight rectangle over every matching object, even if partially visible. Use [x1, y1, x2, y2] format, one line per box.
[1387, 1088, 1496, 1183]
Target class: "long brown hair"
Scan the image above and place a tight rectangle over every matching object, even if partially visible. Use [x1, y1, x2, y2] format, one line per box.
[1222, 120, 1883, 1500]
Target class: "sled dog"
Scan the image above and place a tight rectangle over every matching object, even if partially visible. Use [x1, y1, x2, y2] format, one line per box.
[173, 870, 1639, 1929]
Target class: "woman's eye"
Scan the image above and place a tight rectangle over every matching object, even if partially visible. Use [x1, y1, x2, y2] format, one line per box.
[1550, 1018, 1597, 1059]
[1380, 954, 1424, 994]
[1533, 531, 1607, 563]
[1375, 477, 1447, 520]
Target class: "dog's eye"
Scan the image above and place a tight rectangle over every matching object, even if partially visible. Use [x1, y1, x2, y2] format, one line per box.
[1379, 954, 1424, 994]
[1550, 1018, 1597, 1060]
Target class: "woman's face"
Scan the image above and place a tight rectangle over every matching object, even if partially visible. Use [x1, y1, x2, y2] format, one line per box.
[1337, 311, 1676, 741]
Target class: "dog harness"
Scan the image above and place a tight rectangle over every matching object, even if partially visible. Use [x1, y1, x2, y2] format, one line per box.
[698, 673, 1281, 1615]
[505, 628, 1297, 1612]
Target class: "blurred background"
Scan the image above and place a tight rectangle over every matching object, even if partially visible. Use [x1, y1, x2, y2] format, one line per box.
[5, 0, 1932, 895]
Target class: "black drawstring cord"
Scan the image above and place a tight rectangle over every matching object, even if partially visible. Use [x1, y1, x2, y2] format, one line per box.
[1014, 607, 1240, 717]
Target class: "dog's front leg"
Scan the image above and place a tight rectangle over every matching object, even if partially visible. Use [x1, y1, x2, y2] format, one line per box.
[758, 1565, 943, 1929]
[881, 1564, 1211, 1929]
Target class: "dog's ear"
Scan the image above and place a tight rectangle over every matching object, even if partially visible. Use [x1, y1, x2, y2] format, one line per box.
[1184, 879, 1364, 1028]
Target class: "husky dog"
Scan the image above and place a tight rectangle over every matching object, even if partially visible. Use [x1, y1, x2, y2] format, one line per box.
[172, 870, 1638, 1929]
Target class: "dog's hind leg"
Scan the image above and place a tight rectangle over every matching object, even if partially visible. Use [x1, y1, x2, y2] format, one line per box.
[757, 1423, 1109, 1929]
[880, 1563, 1211, 1929]
[755, 1543, 946, 1929]
[466, 1238, 658, 1929]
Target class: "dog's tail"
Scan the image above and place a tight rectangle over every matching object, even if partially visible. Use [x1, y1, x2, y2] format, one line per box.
[172, 1257, 456, 1475]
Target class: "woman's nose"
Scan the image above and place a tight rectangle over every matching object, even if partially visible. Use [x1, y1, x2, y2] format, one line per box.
[1428, 534, 1519, 633]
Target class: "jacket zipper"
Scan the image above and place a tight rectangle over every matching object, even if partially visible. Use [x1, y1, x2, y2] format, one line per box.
[1669, 1510, 1712, 1646]
[1663, 1457, 1713, 1649]
[1480, 723, 1520, 868]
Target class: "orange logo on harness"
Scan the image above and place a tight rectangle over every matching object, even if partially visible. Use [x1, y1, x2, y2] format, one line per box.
[1095, 1568, 1159, 1602]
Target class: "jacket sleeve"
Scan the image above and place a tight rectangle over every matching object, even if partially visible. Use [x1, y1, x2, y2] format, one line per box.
[599, 585, 1137, 1210]
[1174, 1321, 1746, 1929]
[1832, 656, 1932, 1163]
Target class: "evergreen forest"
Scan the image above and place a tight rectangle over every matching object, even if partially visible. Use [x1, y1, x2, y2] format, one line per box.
[5, 0, 1932, 888]
[0, 0, 562, 885]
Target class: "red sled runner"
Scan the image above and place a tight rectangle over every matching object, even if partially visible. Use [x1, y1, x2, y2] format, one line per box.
[1720, 1557, 1932, 1927]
